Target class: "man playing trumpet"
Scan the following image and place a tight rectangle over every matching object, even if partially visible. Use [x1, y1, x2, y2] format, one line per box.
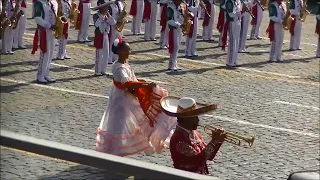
[160, 96, 226, 175]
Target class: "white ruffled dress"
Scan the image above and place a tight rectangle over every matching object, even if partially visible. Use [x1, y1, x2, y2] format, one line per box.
[96, 62, 177, 156]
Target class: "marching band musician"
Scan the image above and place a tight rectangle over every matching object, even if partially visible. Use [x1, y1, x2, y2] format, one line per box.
[143, 0, 158, 41]
[31, 0, 57, 84]
[159, 0, 169, 49]
[76, 0, 91, 42]
[216, 0, 226, 47]
[12, 0, 26, 49]
[161, 96, 226, 175]
[266, 0, 284, 62]
[316, 2, 320, 58]
[185, 0, 199, 57]
[2, 0, 15, 54]
[288, 0, 303, 51]
[167, 0, 184, 71]
[108, 0, 125, 64]
[239, 0, 253, 53]
[222, 0, 242, 68]
[129, 0, 144, 35]
[202, 0, 216, 41]
[92, 0, 116, 76]
[250, 0, 263, 39]
[56, 0, 71, 60]
[32, 0, 37, 18]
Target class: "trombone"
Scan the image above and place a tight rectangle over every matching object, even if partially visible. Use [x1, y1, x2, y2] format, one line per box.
[198, 124, 255, 147]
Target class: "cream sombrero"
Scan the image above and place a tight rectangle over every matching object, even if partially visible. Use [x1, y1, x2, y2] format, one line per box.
[91, 0, 114, 11]
[160, 96, 218, 118]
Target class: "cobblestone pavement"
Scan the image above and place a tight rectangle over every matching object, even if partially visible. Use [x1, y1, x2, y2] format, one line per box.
[1, 1, 319, 180]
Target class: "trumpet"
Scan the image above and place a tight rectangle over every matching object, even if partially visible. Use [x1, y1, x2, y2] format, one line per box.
[198, 124, 255, 147]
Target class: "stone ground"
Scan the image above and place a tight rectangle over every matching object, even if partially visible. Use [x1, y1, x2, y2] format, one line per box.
[0, 1, 319, 180]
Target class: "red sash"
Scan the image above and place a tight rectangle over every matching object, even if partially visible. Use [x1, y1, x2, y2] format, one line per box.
[21, 0, 26, 8]
[266, 22, 275, 42]
[202, 3, 211, 27]
[113, 80, 162, 127]
[221, 21, 230, 50]
[290, 15, 296, 36]
[160, 5, 167, 32]
[130, 0, 137, 16]
[63, 23, 68, 39]
[75, 2, 83, 30]
[188, 16, 195, 38]
[251, 4, 257, 25]
[31, 28, 47, 54]
[94, 33, 104, 49]
[216, 10, 225, 32]
[143, 1, 151, 20]
[168, 28, 174, 54]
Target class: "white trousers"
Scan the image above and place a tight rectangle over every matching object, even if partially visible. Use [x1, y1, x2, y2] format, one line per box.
[144, 1, 158, 40]
[159, 25, 169, 48]
[95, 34, 110, 74]
[226, 20, 241, 66]
[109, 25, 119, 63]
[289, 19, 302, 50]
[269, 23, 284, 61]
[57, 37, 68, 59]
[186, 17, 198, 56]
[239, 12, 250, 51]
[37, 29, 55, 81]
[2, 27, 14, 53]
[13, 8, 27, 48]
[131, 0, 144, 34]
[202, 5, 215, 40]
[317, 38, 320, 57]
[78, 3, 91, 41]
[169, 28, 181, 70]
[250, 5, 263, 38]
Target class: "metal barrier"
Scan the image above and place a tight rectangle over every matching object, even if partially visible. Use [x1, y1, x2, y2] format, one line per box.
[0, 130, 220, 180]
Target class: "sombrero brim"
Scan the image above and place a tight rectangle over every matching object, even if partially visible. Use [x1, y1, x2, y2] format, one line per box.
[160, 96, 218, 118]
[90, 1, 114, 11]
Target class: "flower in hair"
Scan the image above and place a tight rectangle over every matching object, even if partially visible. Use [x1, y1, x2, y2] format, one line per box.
[113, 38, 123, 47]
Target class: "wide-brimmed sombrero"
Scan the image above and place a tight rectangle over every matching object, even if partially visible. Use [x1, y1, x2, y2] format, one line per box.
[160, 96, 218, 118]
[91, 0, 114, 11]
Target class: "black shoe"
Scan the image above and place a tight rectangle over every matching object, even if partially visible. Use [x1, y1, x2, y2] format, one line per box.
[234, 64, 241, 67]
[94, 74, 103, 76]
[36, 80, 48, 84]
[45, 77, 56, 83]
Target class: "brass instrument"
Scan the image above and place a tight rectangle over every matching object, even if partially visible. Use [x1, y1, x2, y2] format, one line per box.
[0, 0, 12, 40]
[116, 1, 128, 32]
[54, 0, 68, 39]
[299, 0, 310, 22]
[240, 0, 255, 19]
[180, 2, 193, 36]
[260, 0, 269, 10]
[199, 124, 255, 147]
[282, 0, 293, 30]
[69, 0, 80, 25]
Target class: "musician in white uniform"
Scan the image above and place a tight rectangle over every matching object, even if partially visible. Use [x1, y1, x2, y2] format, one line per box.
[12, 0, 26, 49]
[266, 0, 284, 62]
[76, 0, 91, 42]
[56, 0, 71, 60]
[159, 0, 169, 48]
[202, 0, 216, 41]
[250, 0, 263, 39]
[2, 0, 15, 54]
[143, 0, 158, 41]
[31, 0, 57, 84]
[217, 0, 225, 46]
[185, 0, 199, 57]
[108, 0, 124, 64]
[130, 0, 144, 34]
[288, 0, 303, 51]
[238, 0, 253, 53]
[222, 0, 241, 68]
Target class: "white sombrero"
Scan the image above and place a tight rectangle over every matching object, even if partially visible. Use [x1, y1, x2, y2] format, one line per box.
[91, 0, 115, 11]
[160, 96, 218, 118]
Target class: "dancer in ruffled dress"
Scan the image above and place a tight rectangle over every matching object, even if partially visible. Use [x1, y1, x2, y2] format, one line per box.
[96, 38, 177, 156]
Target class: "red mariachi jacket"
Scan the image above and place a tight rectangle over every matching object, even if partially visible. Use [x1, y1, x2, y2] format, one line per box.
[169, 126, 222, 175]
